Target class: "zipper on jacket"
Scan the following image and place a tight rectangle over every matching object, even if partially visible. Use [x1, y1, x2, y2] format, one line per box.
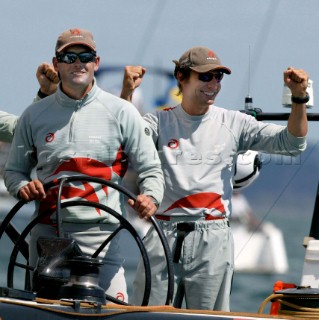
[69, 101, 84, 142]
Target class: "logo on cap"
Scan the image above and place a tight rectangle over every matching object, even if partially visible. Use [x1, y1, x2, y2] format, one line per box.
[207, 51, 217, 60]
[71, 29, 81, 36]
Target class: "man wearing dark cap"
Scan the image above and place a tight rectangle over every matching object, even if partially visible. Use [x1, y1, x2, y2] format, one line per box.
[4, 28, 164, 303]
[120, 46, 308, 310]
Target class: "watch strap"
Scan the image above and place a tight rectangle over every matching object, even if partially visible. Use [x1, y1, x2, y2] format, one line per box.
[291, 92, 309, 104]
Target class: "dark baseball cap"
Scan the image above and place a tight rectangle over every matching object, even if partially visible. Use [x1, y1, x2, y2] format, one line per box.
[173, 46, 231, 74]
[55, 28, 96, 53]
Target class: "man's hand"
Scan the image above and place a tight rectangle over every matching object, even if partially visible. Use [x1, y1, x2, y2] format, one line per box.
[36, 63, 59, 96]
[128, 194, 157, 219]
[120, 66, 146, 102]
[284, 67, 308, 137]
[19, 179, 46, 201]
[284, 67, 309, 98]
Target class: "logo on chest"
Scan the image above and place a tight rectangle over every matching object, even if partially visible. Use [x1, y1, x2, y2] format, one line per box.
[45, 133, 55, 143]
[168, 139, 179, 149]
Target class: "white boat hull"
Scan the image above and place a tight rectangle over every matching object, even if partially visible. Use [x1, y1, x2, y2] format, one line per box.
[232, 221, 289, 274]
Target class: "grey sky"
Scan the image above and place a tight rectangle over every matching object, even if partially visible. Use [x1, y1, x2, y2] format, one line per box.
[1, 0, 318, 141]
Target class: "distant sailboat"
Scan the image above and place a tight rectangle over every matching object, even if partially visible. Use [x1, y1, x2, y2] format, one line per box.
[231, 192, 289, 274]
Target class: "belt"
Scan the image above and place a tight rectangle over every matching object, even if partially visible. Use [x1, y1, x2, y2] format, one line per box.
[155, 215, 226, 263]
[174, 222, 195, 263]
[155, 215, 225, 221]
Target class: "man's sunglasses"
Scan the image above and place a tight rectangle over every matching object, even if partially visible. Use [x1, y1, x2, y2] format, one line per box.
[198, 72, 224, 83]
[56, 51, 97, 64]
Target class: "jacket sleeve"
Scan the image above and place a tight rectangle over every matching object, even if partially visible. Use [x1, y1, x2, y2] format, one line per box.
[237, 111, 306, 156]
[0, 94, 44, 143]
[119, 102, 164, 206]
[4, 111, 34, 198]
[0, 111, 19, 143]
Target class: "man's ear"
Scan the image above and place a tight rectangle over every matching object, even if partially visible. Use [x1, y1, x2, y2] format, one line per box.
[176, 71, 185, 82]
[94, 56, 100, 72]
[52, 57, 59, 71]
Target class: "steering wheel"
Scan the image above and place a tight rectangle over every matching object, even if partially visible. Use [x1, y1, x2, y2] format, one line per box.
[0, 176, 174, 306]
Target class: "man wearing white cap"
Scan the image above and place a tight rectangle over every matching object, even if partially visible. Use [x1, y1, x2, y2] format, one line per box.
[120, 46, 308, 310]
[4, 28, 164, 303]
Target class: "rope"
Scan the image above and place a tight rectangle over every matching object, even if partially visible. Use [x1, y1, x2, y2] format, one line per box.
[258, 293, 319, 318]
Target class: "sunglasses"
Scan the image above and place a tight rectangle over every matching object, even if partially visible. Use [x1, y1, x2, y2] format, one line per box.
[198, 72, 224, 83]
[56, 51, 97, 64]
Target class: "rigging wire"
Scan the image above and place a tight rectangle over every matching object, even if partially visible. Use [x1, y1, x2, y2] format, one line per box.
[133, 0, 167, 64]
[237, 1, 281, 106]
[248, 45, 251, 97]
[259, 141, 319, 223]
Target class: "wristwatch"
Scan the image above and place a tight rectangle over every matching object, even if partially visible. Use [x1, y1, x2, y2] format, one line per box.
[37, 89, 48, 99]
[291, 92, 309, 104]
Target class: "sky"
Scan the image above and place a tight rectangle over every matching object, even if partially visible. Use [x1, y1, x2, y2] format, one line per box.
[1, 0, 319, 142]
